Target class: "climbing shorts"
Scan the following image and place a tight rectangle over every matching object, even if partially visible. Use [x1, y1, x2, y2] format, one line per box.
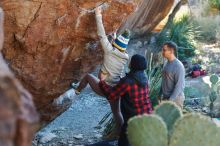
[99, 80, 112, 97]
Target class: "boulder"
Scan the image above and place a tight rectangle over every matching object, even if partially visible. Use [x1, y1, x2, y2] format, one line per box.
[0, 8, 38, 146]
[0, 0, 175, 125]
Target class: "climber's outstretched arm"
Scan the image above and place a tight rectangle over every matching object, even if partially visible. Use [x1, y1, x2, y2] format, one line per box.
[95, 7, 113, 53]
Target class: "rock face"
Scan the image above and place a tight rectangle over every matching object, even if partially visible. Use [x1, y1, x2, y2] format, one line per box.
[119, 0, 175, 35]
[0, 54, 39, 146]
[0, 9, 38, 146]
[0, 0, 175, 125]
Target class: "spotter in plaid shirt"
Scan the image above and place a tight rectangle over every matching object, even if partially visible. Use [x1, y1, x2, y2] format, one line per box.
[99, 54, 153, 146]
[100, 70, 152, 121]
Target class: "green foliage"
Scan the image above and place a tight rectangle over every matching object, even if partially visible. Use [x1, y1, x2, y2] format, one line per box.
[127, 104, 220, 146]
[97, 111, 116, 138]
[146, 52, 163, 107]
[178, 1, 220, 43]
[154, 102, 183, 139]
[127, 115, 168, 146]
[192, 12, 220, 43]
[156, 15, 200, 61]
[209, 0, 220, 10]
[147, 65, 162, 107]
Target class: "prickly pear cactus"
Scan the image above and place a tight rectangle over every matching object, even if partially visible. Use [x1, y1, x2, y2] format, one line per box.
[154, 101, 182, 138]
[209, 91, 218, 102]
[170, 113, 220, 146]
[127, 115, 168, 146]
[209, 74, 220, 118]
[210, 74, 219, 85]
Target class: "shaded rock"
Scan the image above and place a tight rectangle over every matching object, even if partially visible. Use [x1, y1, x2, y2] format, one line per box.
[73, 134, 84, 140]
[53, 89, 76, 105]
[38, 132, 57, 144]
[185, 77, 210, 98]
[68, 140, 74, 144]
[119, 0, 175, 35]
[0, 8, 38, 146]
[88, 139, 93, 143]
[0, 0, 139, 126]
[94, 134, 102, 139]
[213, 118, 220, 127]
[0, 0, 175, 126]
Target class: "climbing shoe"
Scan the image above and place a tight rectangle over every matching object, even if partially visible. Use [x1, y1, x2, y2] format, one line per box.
[74, 89, 80, 95]
[70, 82, 80, 95]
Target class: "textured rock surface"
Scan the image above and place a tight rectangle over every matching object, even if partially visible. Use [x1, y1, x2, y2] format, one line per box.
[119, 0, 175, 35]
[0, 0, 175, 125]
[0, 8, 38, 146]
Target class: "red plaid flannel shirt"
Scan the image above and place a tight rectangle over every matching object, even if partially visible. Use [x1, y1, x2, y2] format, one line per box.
[100, 79, 152, 115]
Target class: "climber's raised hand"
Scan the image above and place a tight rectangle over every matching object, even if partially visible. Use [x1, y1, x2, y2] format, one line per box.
[95, 6, 102, 15]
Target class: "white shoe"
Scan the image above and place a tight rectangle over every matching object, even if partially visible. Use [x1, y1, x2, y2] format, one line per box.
[70, 82, 80, 95]
[53, 89, 76, 105]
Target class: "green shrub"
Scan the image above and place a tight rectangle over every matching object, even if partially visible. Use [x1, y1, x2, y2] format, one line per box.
[147, 65, 162, 107]
[156, 15, 200, 61]
[193, 15, 220, 43]
[209, 0, 220, 10]
[146, 52, 163, 107]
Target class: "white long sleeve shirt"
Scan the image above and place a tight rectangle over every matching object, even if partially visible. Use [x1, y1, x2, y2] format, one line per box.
[95, 12, 129, 86]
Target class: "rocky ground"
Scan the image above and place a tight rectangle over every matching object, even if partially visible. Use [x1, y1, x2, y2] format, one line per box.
[32, 86, 111, 146]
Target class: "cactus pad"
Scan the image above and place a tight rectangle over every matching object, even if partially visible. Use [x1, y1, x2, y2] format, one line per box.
[210, 74, 219, 85]
[170, 113, 220, 146]
[127, 115, 168, 146]
[209, 91, 218, 102]
[154, 101, 183, 138]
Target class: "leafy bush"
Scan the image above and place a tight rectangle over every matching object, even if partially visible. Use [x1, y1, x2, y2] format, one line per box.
[145, 52, 163, 107]
[156, 15, 201, 61]
[189, 0, 220, 43]
[209, 0, 220, 10]
[193, 15, 220, 43]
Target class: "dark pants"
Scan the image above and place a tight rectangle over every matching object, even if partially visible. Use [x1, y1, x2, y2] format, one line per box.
[118, 123, 131, 146]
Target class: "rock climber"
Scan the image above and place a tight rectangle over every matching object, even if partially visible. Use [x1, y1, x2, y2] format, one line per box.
[70, 6, 130, 139]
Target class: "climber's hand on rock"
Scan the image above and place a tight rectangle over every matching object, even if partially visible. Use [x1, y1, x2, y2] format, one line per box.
[95, 6, 102, 15]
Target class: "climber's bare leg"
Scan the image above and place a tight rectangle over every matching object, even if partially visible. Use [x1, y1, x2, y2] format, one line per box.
[109, 98, 124, 134]
[77, 74, 105, 96]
